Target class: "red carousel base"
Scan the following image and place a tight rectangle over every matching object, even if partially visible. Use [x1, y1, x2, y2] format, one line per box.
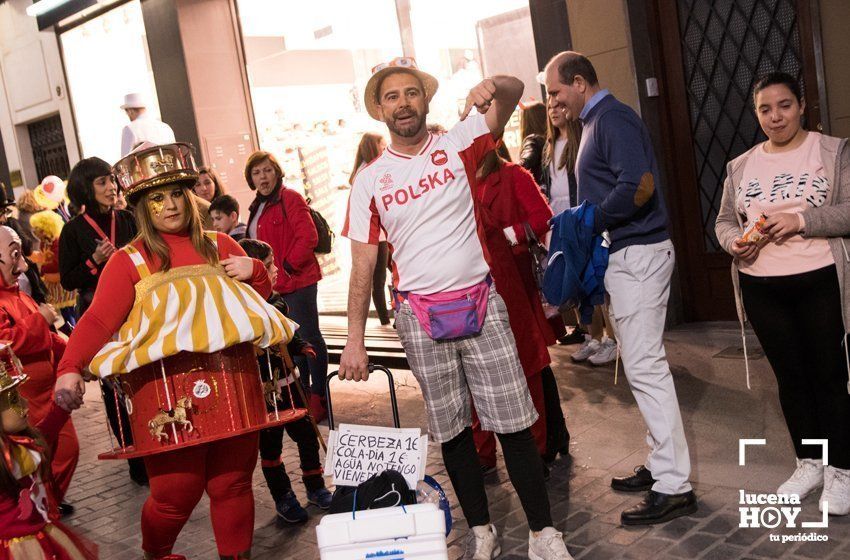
[98, 408, 308, 460]
[97, 343, 308, 460]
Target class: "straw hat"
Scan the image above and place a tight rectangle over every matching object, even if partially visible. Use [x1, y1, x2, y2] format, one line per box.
[363, 57, 439, 121]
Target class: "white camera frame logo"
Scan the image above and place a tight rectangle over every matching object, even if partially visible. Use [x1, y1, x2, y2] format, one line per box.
[739, 438, 828, 529]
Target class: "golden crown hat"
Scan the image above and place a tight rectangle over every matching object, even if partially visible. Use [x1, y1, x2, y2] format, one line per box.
[113, 142, 199, 201]
[0, 341, 27, 396]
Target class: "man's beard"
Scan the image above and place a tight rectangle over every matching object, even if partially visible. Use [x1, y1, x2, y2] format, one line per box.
[386, 108, 425, 138]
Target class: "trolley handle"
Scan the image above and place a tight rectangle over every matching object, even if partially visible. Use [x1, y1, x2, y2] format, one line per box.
[326, 364, 401, 430]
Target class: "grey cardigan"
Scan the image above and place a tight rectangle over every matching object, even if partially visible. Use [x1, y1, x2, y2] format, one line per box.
[715, 133, 850, 390]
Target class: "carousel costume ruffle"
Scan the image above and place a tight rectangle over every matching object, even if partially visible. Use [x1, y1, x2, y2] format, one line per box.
[89, 237, 295, 378]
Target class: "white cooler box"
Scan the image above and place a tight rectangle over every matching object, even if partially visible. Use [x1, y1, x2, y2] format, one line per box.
[316, 502, 448, 560]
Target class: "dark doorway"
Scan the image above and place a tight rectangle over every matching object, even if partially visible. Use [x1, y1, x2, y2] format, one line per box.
[28, 114, 71, 181]
[650, 0, 822, 321]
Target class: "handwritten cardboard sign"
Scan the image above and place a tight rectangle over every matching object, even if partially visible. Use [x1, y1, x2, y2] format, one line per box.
[326, 423, 428, 489]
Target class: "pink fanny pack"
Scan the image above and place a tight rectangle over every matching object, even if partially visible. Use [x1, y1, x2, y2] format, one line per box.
[397, 277, 492, 340]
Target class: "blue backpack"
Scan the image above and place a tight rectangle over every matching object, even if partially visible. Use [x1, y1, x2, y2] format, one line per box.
[542, 202, 608, 322]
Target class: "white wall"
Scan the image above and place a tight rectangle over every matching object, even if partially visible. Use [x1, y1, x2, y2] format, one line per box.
[0, 0, 80, 189]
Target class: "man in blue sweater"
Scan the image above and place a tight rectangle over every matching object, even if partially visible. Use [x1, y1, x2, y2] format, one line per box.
[544, 51, 697, 525]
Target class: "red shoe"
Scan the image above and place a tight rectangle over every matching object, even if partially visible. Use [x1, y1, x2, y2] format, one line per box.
[145, 555, 187, 560]
[308, 393, 328, 423]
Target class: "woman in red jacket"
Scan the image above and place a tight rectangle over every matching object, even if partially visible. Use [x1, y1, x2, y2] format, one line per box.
[244, 151, 329, 420]
[471, 146, 571, 472]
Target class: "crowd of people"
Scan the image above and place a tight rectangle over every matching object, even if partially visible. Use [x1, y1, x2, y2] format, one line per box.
[0, 47, 846, 560]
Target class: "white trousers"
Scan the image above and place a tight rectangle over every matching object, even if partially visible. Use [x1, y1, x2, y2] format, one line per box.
[605, 239, 692, 494]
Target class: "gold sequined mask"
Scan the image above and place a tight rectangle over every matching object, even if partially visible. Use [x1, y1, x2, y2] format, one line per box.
[146, 187, 184, 218]
[147, 196, 165, 217]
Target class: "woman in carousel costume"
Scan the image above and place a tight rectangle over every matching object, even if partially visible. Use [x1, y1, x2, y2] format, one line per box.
[53, 143, 297, 560]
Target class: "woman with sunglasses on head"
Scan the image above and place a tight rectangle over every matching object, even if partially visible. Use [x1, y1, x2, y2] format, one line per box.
[716, 72, 850, 515]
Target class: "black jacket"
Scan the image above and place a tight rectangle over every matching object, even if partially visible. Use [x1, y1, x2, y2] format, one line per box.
[58, 210, 137, 295]
[519, 133, 577, 205]
[519, 134, 546, 187]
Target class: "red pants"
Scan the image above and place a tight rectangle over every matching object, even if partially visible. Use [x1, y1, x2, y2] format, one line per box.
[141, 433, 258, 557]
[18, 360, 78, 500]
[472, 372, 546, 467]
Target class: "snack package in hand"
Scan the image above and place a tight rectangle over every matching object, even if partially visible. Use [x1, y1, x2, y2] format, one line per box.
[741, 213, 768, 245]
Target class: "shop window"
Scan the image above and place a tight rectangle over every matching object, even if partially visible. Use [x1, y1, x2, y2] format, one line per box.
[60, 0, 163, 164]
[236, 0, 534, 312]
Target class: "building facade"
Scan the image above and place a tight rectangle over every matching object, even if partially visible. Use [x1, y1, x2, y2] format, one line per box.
[1, 0, 846, 320]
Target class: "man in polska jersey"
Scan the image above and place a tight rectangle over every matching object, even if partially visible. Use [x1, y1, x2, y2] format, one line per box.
[340, 58, 574, 560]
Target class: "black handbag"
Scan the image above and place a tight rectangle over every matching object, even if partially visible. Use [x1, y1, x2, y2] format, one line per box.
[523, 222, 549, 288]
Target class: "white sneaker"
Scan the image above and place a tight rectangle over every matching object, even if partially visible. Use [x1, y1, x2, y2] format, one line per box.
[528, 527, 574, 560]
[588, 337, 617, 366]
[570, 336, 600, 362]
[820, 465, 850, 515]
[777, 458, 823, 498]
[464, 524, 500, 560]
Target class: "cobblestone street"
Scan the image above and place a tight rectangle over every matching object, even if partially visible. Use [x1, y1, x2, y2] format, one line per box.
[62, 320, 850, 559]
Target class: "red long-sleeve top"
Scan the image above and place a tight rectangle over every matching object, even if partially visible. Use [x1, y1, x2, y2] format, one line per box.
[57, 231, 270, 378]
[0, 282, 64, 367]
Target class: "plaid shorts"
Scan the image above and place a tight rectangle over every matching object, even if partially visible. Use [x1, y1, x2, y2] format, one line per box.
[395, 288, 537, 443]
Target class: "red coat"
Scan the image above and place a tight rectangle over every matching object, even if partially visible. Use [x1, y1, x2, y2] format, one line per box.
[250, 188, 322, 295]
[473, 163, 555, 376]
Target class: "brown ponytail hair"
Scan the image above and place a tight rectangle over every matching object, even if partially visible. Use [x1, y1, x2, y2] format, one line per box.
[349, 132, 385, 185]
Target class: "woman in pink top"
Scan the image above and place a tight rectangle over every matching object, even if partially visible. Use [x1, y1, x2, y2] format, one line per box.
[716, 72, 850, 515]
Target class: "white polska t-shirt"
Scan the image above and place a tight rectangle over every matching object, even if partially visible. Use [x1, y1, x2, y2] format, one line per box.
[343, 113, 494, 294]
